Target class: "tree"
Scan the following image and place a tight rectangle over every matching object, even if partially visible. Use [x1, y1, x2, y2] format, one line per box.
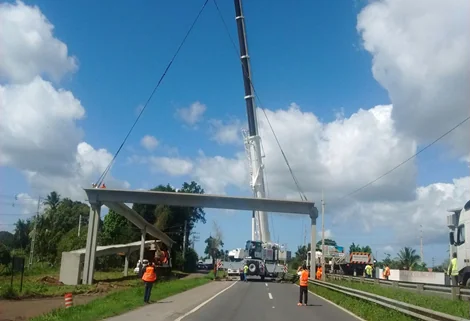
[316, 238, 337, 247]
[132, 181, 206, 262]
[349, 243, 372, 253]
[397, 246, 421, 270]
[101, 210, 139, 245]
[13, 219, 31, 250]
[204, 221, 224, 265]
[43, 191, 61, 210]
[0, 243, 11, 266]
[0, 231, 14, 249]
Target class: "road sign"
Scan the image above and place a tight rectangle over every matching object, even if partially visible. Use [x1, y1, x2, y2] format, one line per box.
[283, 264, 288, 273]
[216, 259, 223, 269]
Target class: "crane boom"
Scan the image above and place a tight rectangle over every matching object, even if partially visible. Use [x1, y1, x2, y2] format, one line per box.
[234, 0, 271, 243]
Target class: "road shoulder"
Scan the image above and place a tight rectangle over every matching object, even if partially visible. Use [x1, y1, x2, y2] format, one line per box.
[104, 281, 235, 321]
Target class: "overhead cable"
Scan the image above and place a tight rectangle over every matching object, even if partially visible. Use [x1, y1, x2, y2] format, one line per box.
[95, 0, 210, 187]
[338, 116, 470, 200]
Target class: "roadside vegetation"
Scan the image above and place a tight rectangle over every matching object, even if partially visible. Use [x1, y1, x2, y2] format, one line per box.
[31, 276, 212, 321]
[307, 283, 418, 321]
[327, 278, 470, 319]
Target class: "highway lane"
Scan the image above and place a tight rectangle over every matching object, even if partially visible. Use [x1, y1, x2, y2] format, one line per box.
[180, 279, 360, 321]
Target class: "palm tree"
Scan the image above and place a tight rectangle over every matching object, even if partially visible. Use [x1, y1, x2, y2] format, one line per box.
[44, 191, 61, 210]
[397, 247, 421, 270]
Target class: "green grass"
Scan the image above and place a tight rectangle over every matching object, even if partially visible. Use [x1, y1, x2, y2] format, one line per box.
[206, 269, 226, 279]
[0, 270, 143, 299]
[308, 283, 418, 321]
[327, 278, 470, 319]
[31, 277, 212, 321]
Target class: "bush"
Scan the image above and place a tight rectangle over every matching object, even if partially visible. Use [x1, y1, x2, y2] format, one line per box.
[0, 243, 11, 266]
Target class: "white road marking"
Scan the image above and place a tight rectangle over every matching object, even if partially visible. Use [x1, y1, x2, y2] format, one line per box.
[265, 283, 268, 286]
[268, 292, 273, 300]
[174, 281, 238, 321]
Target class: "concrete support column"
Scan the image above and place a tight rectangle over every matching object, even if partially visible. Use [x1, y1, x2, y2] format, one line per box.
[82, 202, 101, 285]
[123, 250, 130, 277]
[140, 227, 146, 263]
[309, 206, 319, 278]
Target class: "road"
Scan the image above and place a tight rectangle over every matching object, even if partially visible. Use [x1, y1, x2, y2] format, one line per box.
[106, 278, 360, 321]
[179, 279, 360, 321]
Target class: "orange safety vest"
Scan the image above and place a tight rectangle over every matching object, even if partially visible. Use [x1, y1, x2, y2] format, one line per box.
[300, 270, 309, 286]
[383, 267, 390, 277]
[142, 265, 157, 282]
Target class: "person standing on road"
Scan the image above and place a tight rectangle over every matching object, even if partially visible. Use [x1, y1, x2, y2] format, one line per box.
[448, 252, 459, 286]
[243, 263, 249, 282]
[297, 264, 309, 306]
[142, 261, 157, 304]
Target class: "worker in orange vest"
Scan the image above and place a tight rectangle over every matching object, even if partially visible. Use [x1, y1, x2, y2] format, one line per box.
[383, 265, 390, 280]
[297, 264, 310, 306]
[141, 261, 157, 304]
[316, 266, 322, 280]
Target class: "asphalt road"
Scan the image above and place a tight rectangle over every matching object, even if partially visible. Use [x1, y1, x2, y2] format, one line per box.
[181, 278, 360, 321]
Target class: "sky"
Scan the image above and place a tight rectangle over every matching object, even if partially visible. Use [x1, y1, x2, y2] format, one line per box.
[0, 0, 469, 266]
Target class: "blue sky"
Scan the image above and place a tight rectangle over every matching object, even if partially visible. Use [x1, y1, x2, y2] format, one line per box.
[0, 0, 469, 266]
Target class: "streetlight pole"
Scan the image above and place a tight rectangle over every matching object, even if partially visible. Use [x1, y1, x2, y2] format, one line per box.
[321, 189, 326, 281]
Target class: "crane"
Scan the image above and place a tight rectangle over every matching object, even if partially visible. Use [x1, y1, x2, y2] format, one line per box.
[225, 0, 287, 280]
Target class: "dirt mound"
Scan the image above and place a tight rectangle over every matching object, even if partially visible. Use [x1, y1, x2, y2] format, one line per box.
[38, 276, 63, 286]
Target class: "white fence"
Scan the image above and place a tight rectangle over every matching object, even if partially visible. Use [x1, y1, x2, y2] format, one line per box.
[378, 269, 446, 285]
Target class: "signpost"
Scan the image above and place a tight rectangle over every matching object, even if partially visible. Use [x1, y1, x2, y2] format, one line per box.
[10, 256, 26, 293]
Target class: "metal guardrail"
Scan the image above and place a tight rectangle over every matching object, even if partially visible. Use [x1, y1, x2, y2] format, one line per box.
[326, 273, 470, 301]
[308, 278, 467, 321]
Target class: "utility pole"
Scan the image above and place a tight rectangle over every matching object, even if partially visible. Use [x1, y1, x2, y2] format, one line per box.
[182, 220, 188, 261]
[321, 189, 326, 281]
[78, 214, 82, 237]
[29, 196, 42, 267]
[419, 225, 424, 263]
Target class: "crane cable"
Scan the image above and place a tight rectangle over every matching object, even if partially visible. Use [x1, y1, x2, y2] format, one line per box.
[212, 0, 308, 202]
[95, 0, 210, 187]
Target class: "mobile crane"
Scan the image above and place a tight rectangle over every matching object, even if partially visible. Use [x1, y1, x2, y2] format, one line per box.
[226, 0, 285, 280]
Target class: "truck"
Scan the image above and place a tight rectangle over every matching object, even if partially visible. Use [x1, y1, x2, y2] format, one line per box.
[307, 248, 375, 276]
[447, 200, 470, 287]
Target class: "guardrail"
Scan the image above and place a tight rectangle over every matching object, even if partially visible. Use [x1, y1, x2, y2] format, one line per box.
[308, 278, 467, 321]
[325, 273, 470, 301]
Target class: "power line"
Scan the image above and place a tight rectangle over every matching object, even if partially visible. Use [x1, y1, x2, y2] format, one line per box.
[0, 213, 36, 217]
[338, 116, 470, 200]
[212, 0, 307, 201]
[95, 0, 210, 187]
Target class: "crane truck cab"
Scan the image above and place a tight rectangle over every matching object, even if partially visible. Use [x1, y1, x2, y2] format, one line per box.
[243, 240, 267, 280]
[447, 200, 470, 287]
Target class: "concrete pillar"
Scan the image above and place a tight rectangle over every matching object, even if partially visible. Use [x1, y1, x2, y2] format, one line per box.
[82, 202, 101, 285]
[123, 250, 130, 277]
[140, 227, 146, 263]
[309, 207, 319, 279]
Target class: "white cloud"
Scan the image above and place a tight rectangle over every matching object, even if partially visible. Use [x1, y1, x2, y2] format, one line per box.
[0, 77, 85, 175]
[148, 157, 194, 177]
[176, 102, 206, 126]
[357, 0, 470, 159]
[0, 1, 78, 83]
[317, 229, 334, 240]
[208, 119, 243, 145]
[0, 1, 128, 201]
[140, 135, 159, 151]
[146, 102, 469, 246]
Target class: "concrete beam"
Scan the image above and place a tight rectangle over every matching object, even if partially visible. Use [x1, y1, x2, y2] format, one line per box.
[85, 188, 315, 215]
[104, 201, 174, 247]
